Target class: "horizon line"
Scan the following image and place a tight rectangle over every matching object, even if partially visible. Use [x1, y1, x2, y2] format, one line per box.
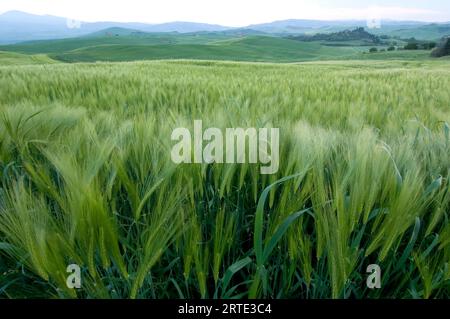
[1, 9, 449, 27]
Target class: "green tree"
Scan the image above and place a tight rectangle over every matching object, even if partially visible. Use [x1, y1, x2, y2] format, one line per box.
[431, 37, 450, 57]
[404, 43, 418, 50]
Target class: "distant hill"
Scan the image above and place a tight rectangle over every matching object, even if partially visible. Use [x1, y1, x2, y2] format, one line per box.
[369, 23, 450, 40]
[85, 27, 149, 38]
[141, 21, 229, 33]
[0, 10, 448, 44]
[248, 19, 450, 40]
[247, 19, 367, 33]
[216, 29, 267, 36]
[290, 27, 381, 44]
[246, 19, 433, 33]
[0, 10, 87, 44]
[0, 11, 230, 44]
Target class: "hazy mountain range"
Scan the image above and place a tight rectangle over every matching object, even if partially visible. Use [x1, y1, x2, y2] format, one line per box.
[0, 11, 229, 44]
[1, 10, 449, 44]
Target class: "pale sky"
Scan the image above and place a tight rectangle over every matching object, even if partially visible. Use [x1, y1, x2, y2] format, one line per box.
[0, 0, 449, 26]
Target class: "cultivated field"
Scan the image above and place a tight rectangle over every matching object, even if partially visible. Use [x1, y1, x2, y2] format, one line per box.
[0, 33, 433, 63]
[0, 59, 449, 298]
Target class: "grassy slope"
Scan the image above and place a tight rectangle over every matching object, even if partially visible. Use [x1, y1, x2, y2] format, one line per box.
[0, 28, 443, 63]
[0, 33, 243, 54]
[0, 51, 57, 65]
[48, 36, 368, 63]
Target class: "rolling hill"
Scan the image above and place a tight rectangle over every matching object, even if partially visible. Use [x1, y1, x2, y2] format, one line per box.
[0, 31, 197, 54]
[29, 36, 365, 63]
[1, 10, 449, 45]
[0, 28, 263, 55]
[0, 51, 57, 65]
[0, 11, 446, 64]
[0, 11, 230, 44]
[0, 28, 440, 64]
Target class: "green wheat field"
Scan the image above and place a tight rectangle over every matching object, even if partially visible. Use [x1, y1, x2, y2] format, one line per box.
[0, 58, 449, 299]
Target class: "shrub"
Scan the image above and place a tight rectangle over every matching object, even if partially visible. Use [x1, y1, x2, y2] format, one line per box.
[431, 37, 450, 57]
[404, 43, 419, 50]
[419, 42, 436, 50]
[387, 46, 396, 51]
[369, 47, 378, 53]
